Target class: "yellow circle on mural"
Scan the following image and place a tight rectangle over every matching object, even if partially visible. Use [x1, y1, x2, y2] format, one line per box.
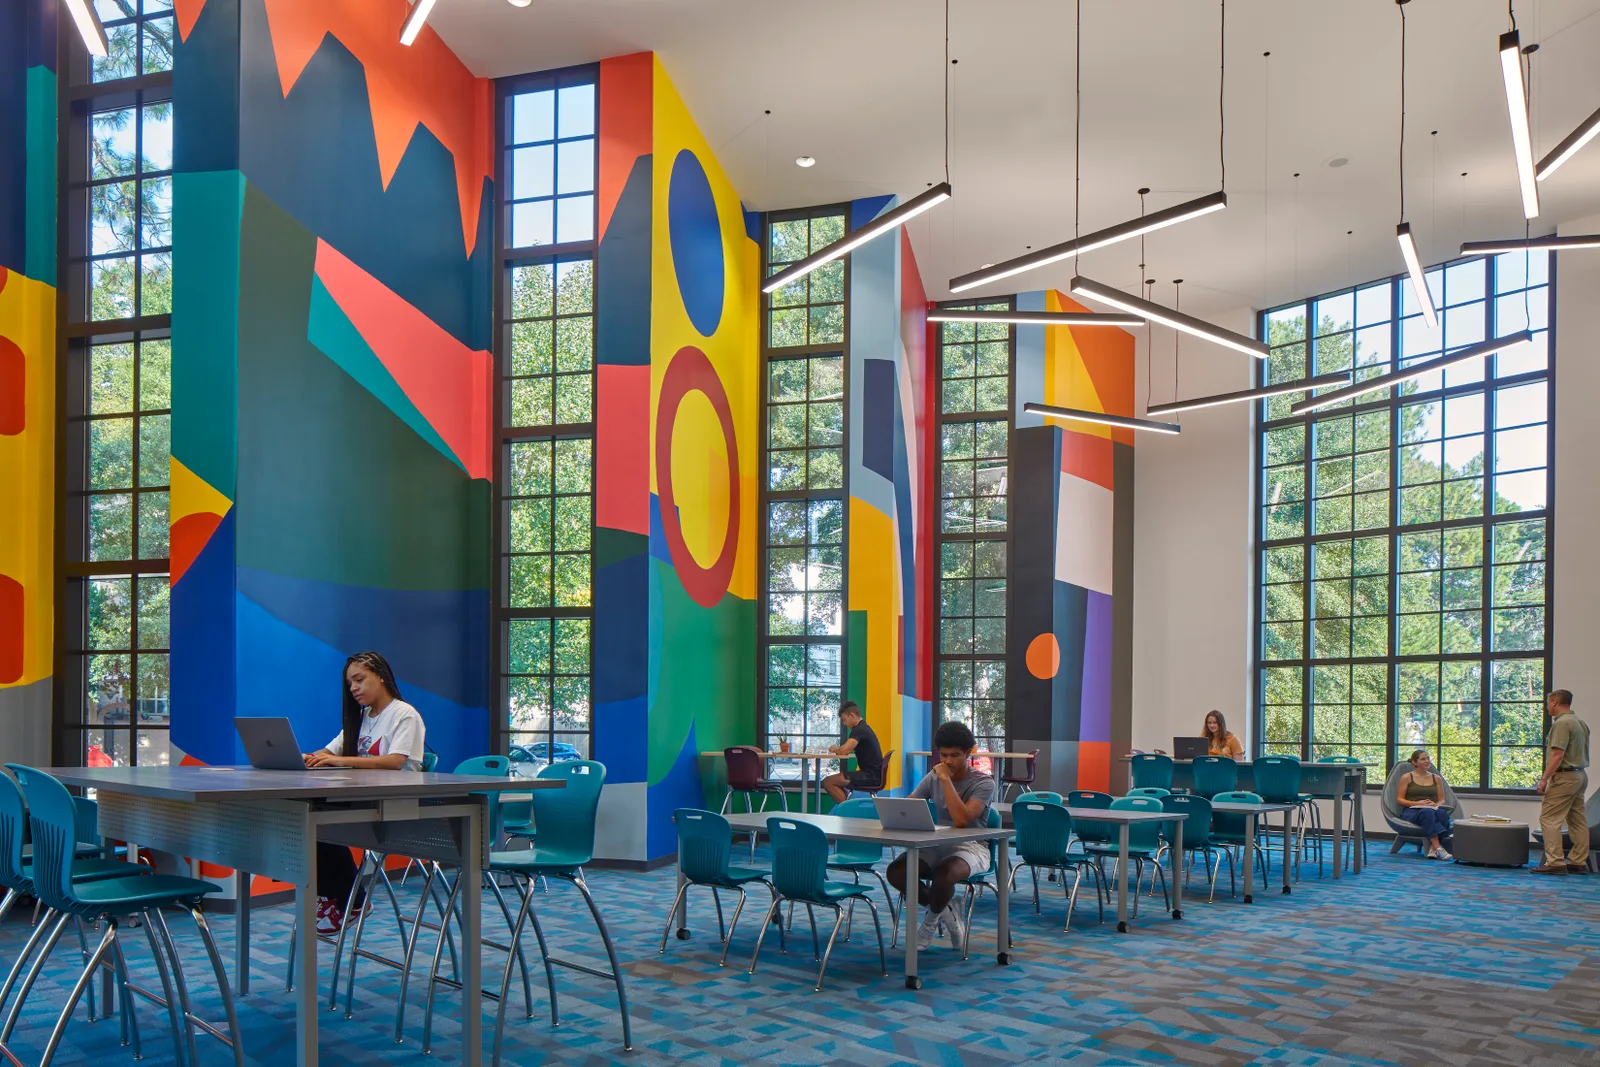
[1026, 633, 1061, 680]
[668, 389, 732, 569]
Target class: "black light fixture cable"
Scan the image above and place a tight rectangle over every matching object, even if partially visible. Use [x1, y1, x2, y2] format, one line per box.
[1399, 0, 1407, 225]
[1219, 0, 1226, 191]
[1074, 0, 1082, 271]
[944, 0, 950, 184]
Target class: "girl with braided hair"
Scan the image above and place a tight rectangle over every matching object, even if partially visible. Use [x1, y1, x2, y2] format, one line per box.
[301, 651, 427, 932]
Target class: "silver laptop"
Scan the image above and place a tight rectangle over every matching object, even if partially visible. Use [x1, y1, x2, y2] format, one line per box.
[873, 797, 937, 831]
[235, 717, 308, 771]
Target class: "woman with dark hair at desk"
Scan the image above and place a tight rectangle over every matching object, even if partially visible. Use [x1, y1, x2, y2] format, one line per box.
[1201, 711, 1243, 758]
[301, 651, 426, 933]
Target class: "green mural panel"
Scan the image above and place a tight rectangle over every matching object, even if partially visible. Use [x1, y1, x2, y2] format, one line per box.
[24, 65, 55, 284]
[647, 556, 755, 785]
[172, 169, 244, 498]
[234, 183, 488, 590]
[846, 607, 868, 709]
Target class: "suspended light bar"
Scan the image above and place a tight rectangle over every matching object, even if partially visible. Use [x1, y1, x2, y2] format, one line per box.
[1069, 275, 1269, 358]
[1023, 402, 1180, 435]
[1461, 233, 1600, 254]
[399, 0, 439, 45]
[927, 308, 1146, 328]
[1289, 330, 1533, 415]
[948, 191, 1228, 294]
[1499, 31, 1540, 219]
[62, 0, 108, 56]
[762, 183, 951, 294]
[1396, 222, 1438, 330]
[1536, 102, 1600, 181]
[1144, 371, 1353, 417]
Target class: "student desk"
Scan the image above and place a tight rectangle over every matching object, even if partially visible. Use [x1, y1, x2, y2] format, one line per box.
[36, 766, 553, 1067]
[1209, 800, 1299, 902]
[997, 802, 1188, 931]
[707, 811, 1014, 989]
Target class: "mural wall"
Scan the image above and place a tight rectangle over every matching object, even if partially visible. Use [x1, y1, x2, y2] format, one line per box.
[171, 0, 493, 772]
[1011, 289, 1136, 795]
[0, 0, 56, 767]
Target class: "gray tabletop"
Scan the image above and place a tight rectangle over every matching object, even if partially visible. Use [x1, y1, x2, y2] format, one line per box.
[992, 803, 1187, 823]
[1211, 801, 1299, 814]
[32, 766, 553, 803]
[722, 810, 1013, 847]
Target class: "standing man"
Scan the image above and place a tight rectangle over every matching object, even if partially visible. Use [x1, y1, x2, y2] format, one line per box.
[1532, 689, 1591, 876]
[820, 701, 884, 805]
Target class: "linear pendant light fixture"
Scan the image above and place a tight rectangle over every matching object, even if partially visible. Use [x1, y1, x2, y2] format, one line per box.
[1070, 275, 1270, 358]
[761, 183, 952, 293]
[1499, 30, 1540, 219]
[927, 308, 1145, 328]
[1145, 371, 1353, 417]
[1396, 222, 1438, 329]
[62, 0, 108, 56]
[1461, 233, 1600, 254]
[1023, 402, 1181, 436]
[399, 0, 439, 45]
[1536, 103, 1600, 181]
[1289, 330, 1533, 414]
[947, 192, 1227, 294]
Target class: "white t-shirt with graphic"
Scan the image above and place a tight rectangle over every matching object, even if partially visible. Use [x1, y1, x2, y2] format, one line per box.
[325, 700, 426, 769]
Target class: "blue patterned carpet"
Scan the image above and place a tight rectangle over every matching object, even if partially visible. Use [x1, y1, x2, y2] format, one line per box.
[1, 846, 1597, 1067]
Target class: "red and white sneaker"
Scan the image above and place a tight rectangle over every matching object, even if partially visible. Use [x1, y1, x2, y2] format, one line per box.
[315, 899, 345, 935]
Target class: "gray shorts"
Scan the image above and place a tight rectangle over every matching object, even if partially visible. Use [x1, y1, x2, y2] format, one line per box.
[901, 840, 991, 877]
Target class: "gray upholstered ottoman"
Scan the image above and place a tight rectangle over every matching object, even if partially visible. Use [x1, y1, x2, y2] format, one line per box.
[1452, 818, 1531, 867]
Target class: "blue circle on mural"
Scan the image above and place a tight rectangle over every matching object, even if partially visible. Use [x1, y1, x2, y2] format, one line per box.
[668, 149, 724, 337]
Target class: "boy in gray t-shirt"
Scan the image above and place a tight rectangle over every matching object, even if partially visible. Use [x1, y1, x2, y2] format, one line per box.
[888, 721, 997, 951]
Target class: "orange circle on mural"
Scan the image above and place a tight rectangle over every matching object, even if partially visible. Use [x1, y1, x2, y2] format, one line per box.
[1025, 633, 1061, 679]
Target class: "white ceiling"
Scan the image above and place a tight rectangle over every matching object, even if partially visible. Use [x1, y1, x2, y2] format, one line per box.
[433, 0, 1600, 316]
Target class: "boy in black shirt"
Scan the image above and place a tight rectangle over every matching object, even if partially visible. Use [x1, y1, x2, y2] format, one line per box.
[822, 701, 884, 804]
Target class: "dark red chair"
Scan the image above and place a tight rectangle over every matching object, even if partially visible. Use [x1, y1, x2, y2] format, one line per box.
[721, 746, 786, 815]
[1000, 749, 1039, 801]
[843, 749, 896, 798]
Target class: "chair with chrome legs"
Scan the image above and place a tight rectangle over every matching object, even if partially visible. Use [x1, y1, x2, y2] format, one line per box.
[659, 809, 779, 966]
[823, 798, 901, 944]
[0, 770, 152, 1037]
[4, 765, 242, 1067]
[1008, 800, 1103, 928]
[748, 816, 886, 992]
[1082, 796, 1171, 918]
[1158, 793, 1235, 902]
[425, 760, 630, 1065]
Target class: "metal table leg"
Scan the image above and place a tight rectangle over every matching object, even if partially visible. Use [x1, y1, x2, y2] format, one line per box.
[1354, 770, 1366, 873]
[1114, 824, 1130, 932]
[1281, 811, 1293, 895]
[1170, 816, 1184, 919]
[1332, 783, 1345, 880]
[236, 870, 251, 995]
[903, 845, 920, 989]
[294, 838, 318, 1067]
[460, 805, 483, 1067]
[1242, 813, 1257, 904]
[995, 836, 1011, 964]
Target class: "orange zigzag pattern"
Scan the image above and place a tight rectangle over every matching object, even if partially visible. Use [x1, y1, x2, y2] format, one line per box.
[176, 0, 492, 256]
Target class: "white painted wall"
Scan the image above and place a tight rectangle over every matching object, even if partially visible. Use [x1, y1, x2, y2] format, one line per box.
[1130, 221, 1600, 833]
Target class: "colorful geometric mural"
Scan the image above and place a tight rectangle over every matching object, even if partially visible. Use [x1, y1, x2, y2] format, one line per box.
[171, 0, 493, 774]
[0, 0, 56, 755]
[1012, 290, 1137, 794]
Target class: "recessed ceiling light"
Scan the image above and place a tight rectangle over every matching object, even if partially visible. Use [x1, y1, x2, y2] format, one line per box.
[1327, 157, 1349, 168]
[795, 156, 815, 168]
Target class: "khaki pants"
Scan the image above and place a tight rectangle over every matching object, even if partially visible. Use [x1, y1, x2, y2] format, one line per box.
[1540, 769, 1590, 867]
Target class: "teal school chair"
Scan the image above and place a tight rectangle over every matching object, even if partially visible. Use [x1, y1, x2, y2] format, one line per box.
[1014, 791, 1063, 804]
[1009, 801, 1104, 929]
[1318, 754, 1369, 868]
[1126, 787, 1171, 798]
[1129, 753, 1175, 791]
[660, 809, 780, 967]
[1158, 793, 1234, 902]
[1210, 790, 1270, 883]
[1191, 755, 1238, 799]
[1253, 755, 1319, 879]
[825, 797, 900, 944]
[749, 816, 886, 992]
[954, 807, 1008, 959]
[1082, 796, 1170, 918]
[5, 765, 242, 1067]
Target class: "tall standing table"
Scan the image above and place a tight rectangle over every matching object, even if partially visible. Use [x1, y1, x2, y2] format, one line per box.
[708, 811, 1014, 989]
[37, 766, 554, 1067]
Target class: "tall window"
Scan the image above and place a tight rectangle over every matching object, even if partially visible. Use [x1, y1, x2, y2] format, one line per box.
[495, 70, 597, 765]
[1256, 252, 1553, 791]
[58, 8, 175, 767]
[935, 302, 1012, 754]
[761, 209, 848, 768]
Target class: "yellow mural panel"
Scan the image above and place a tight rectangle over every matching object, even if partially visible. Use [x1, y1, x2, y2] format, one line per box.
[0, 270, 56, 687]
[1042, 289, 1111, 438]
[848, 498, 902, 788]
[648, 55, 760, 602]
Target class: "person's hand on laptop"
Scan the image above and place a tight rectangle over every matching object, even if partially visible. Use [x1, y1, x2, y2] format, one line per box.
[304, 751, 343, 768]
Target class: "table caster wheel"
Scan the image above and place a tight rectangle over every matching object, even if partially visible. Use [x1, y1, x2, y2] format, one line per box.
[1282, 886, 1292, 895]
[1116, 921, 1128, 933]
[675, 929, 691, 940]
[997, 951, 1013, 965]
[1243, 895, 1254, 904]
[904, 976, 922, 990]
[1172, 909, 1184, 920]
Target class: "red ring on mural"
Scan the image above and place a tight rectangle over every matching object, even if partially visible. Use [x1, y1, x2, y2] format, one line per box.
[655, 345, 741, 608]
